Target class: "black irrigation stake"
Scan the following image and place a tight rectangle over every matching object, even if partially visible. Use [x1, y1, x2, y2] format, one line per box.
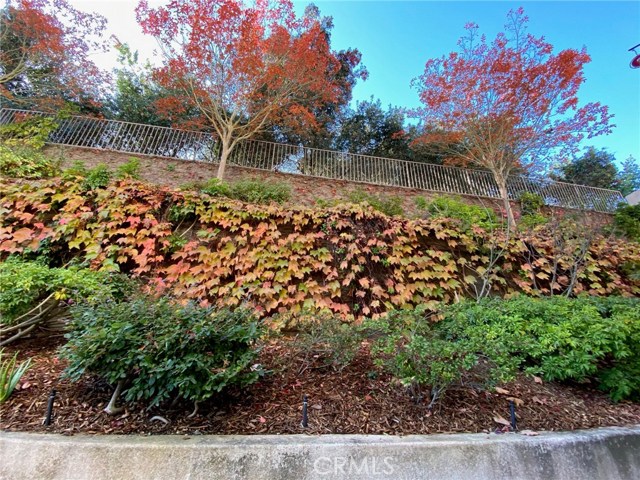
[44, 389, 57, 426]
[301, 395, 308, 428]
[509, 400, 517, 431]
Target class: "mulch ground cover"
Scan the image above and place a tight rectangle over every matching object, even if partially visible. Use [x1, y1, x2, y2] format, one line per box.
[2, 335, 639, 436]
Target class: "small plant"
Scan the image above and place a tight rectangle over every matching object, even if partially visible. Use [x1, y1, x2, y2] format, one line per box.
[227, 178, 291, 204]
[82, 164, 112, 189]
[518, 212, 548, 229]
[293, 311, 363, 371]
[348, 188, 404, 217]
[179, 180, 206, 191]
[60, 295, 265, 413]
[518, 192, 545, 216]
[115, 157, 141, 180]
[0, 349, 31, 403]
[415, 195, 499, 231]
[518, 192, 547, 228]
[166, 163, 176, 172]
[62, 160, 89, 179]
[201, 178, 232, 197]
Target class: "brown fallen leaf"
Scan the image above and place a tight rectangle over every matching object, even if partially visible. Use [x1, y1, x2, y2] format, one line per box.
[533, 376, 543, 384]
[259, 416, 266, 424]
[507, 397, 524, 407]
[493, 415, 511, 427]
[532, 396, 546, 405]
[495, 387, 510, 395]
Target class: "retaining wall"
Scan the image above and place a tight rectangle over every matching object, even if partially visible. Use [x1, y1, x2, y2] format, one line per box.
[1, 427, 639, 480]
[44, 145, 614, 226]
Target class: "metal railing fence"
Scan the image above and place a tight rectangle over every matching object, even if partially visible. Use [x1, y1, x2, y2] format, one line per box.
[0, 108, 625, 213]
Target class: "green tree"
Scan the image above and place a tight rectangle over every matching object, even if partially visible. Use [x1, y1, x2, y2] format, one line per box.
[558, 147, 619, 190]
[618, 155, 640, 196]
[335, 98, 409, 158]
[104, 43, 171, 126]
[333, 98, 442, 164]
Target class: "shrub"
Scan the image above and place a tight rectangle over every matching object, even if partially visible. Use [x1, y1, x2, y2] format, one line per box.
[0, 114, 60, 179]
[519, 192, 545, 216]
[517, 192, 548, 229]
[228, 178, 291, 204]
[347, 188, 404, 217]
[364, 308, 514, 406]
[82, 164, 112, 190]
[415, 195, 499, 231]
[115, 157, 141, 180]
[62, 160, 89, 179]
[60, 296, 265, 409]
[201, 178, 232, 197]
[291, 311, 362, 371]
[518, 212, 548, 229]
[441, 296, 640, 401]
[0, 115, 59, 149]
[0, 258, 111, 325]
[0, 349, 31, 403]
[0, 145, 59, 179]
[201, 178, 291, 204]
[613, 204, 640, 242]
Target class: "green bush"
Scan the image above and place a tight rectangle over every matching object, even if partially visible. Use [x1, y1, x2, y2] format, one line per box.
[62, 160, 89, 179]
[201, 178, 291, 204]
[363, 308, 513, 406]
[347, 188, 404, 217]
[517, 192, 548, 229]
[0, 258, 111, 325]
[228, 178, 291, 204]
[441, 296, 640, 401]
[613, 204, 640, 242]
[115, 157, 142, 180]
[293, 311, 363, 371]
[0, 115, 61, 179]
[0, 145, 59, 179]
[82, 164, 112, 190]
[519, 192, 545, 216]
[415, 195, 499, 231]
[60, 296, 265, 408]
[201, 178, 232, 197]
[0, 115, 59, 149]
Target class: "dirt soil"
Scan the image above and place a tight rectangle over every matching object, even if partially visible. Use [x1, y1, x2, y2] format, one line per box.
[2, 336, 639, 436]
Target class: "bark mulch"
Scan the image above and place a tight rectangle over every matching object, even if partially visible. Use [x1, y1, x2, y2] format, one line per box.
[2, 336, 639, 436]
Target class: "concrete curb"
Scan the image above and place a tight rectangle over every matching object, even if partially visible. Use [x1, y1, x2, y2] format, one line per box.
[1, 426, 639, 480]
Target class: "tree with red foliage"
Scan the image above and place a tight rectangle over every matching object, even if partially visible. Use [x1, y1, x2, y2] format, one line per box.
[136, 0, 364, 179]
[412, 8, 613, 227]
[0, 0, 108, 109]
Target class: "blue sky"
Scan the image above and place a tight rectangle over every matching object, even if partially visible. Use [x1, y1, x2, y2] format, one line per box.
[72, 1, 639, 166]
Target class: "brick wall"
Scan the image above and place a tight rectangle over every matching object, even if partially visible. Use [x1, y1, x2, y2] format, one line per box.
[46, 145, 613, 226]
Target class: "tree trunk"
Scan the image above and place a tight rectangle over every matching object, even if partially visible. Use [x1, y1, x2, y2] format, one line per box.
[496, 177, 517, 229]
[216, 138, 232, 180]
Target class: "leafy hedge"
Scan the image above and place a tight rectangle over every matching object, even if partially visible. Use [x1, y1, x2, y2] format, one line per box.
[438, 296, 640, 401]
[0, 257, 109, 324]
[61, 295, 264, 408]
[1, 177, 638, 318]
